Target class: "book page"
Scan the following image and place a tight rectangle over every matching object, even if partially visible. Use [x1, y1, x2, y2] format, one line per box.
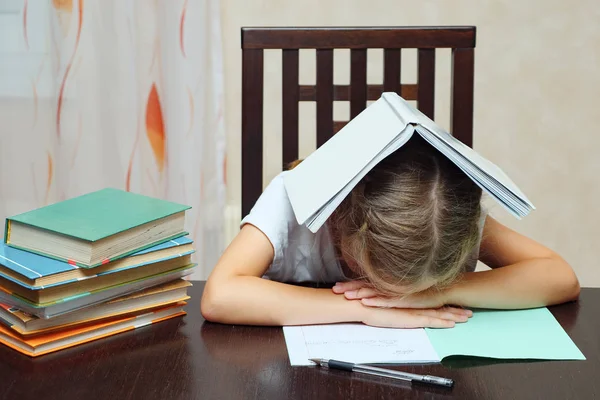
[283, 323, 440, 366]
[305, 126, 415, 231]
[382, 92, 534, 216]
[408, 111, 534, 208]
[283, 98, 410, 228]
[426, 307, 585, 361]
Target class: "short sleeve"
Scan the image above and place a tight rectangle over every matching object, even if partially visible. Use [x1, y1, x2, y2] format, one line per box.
[240, 172, 296, 269]
[479, 204, 488, 234]
[463, 203, 488, 272]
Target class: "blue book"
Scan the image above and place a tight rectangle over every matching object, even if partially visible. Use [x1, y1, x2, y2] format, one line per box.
[0, 236, 194, 290]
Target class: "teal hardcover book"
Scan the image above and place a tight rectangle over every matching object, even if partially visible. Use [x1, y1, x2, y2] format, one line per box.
[5, 188, 191, 268]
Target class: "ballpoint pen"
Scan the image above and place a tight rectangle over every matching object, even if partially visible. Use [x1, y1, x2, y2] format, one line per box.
[309, 358, 454, 388]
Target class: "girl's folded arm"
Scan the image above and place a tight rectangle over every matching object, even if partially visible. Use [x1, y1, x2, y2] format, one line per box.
[201, 224, 366, 326]
[445, 216, 580, 309]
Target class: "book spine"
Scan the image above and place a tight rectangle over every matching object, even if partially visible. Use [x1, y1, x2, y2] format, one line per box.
[0, 314, 15, 329]
[4, 219, 11, 244]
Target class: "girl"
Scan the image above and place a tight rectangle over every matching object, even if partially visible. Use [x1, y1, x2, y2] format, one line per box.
[201, 137, 579, 328]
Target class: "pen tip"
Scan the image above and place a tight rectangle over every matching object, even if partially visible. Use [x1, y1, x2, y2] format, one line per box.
[308, 358, 321, 364]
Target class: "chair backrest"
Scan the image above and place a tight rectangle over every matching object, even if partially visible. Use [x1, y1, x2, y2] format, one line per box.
[241, 26, 476, 216]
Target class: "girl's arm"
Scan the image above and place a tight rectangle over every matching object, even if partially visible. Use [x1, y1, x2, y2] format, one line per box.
[201, 224, 470, 327]
[337, 216, 580, 309]
[444, 216, 580, 309]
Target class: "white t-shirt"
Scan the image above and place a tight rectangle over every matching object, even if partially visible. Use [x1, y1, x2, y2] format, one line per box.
[241, 171, 485, 284]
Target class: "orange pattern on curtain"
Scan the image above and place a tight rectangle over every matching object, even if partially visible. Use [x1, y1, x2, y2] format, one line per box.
[53, 0, 73, 12]
[145, 83, 166, 172]
[23, 0, 29, 49]
[45, 153, 54, 205]
[180, 0, 188, 57]
[54, 0, 83, 138]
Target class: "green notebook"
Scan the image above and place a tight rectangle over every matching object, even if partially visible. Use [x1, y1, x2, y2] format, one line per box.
[5, 188, 190, 268]
[425, 307, 585, 361]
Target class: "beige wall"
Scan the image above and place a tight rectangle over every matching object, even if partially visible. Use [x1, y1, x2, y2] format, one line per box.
[220, 0, 600, 287]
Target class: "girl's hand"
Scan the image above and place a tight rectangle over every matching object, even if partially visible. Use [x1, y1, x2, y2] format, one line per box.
[332, 280, 373, 296]
[333, 280, 471, 316]
[360, 305, 469, 328]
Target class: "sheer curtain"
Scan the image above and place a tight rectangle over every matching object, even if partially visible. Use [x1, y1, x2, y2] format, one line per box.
[0, 0, 226, 279]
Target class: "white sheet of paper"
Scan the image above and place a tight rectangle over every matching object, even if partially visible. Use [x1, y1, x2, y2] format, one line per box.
[283, 323, 441, 366]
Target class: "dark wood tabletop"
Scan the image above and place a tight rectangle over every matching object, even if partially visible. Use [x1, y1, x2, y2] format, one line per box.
[0, 282, 597, 400]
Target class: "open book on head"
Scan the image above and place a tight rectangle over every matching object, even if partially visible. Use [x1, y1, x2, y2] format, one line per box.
[283, 92, 535, 233]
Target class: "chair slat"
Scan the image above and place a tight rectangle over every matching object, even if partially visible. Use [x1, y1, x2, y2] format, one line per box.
[350, 49, 367, 119]
[333, 121, 347, 134]
[316, 49, 334, 147]
[417, 48, 435, 119]
[241, 49, 264, 217]
[282, 49, 299, 166]
[383, 49, 401, 93]
[298, 84, 417, 101]
[451, 47, 474, 147]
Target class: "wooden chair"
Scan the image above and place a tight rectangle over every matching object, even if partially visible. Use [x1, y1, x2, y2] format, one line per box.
[241, 26, 476, 216]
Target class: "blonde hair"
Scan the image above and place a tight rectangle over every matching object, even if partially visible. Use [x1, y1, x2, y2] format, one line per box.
[289, 136, 482, 295]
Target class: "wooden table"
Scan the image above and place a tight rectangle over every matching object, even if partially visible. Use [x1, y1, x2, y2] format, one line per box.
[0, 282, 598, 400]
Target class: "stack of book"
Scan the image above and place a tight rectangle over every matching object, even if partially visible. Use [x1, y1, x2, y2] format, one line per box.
[0, 188, 195, 357]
